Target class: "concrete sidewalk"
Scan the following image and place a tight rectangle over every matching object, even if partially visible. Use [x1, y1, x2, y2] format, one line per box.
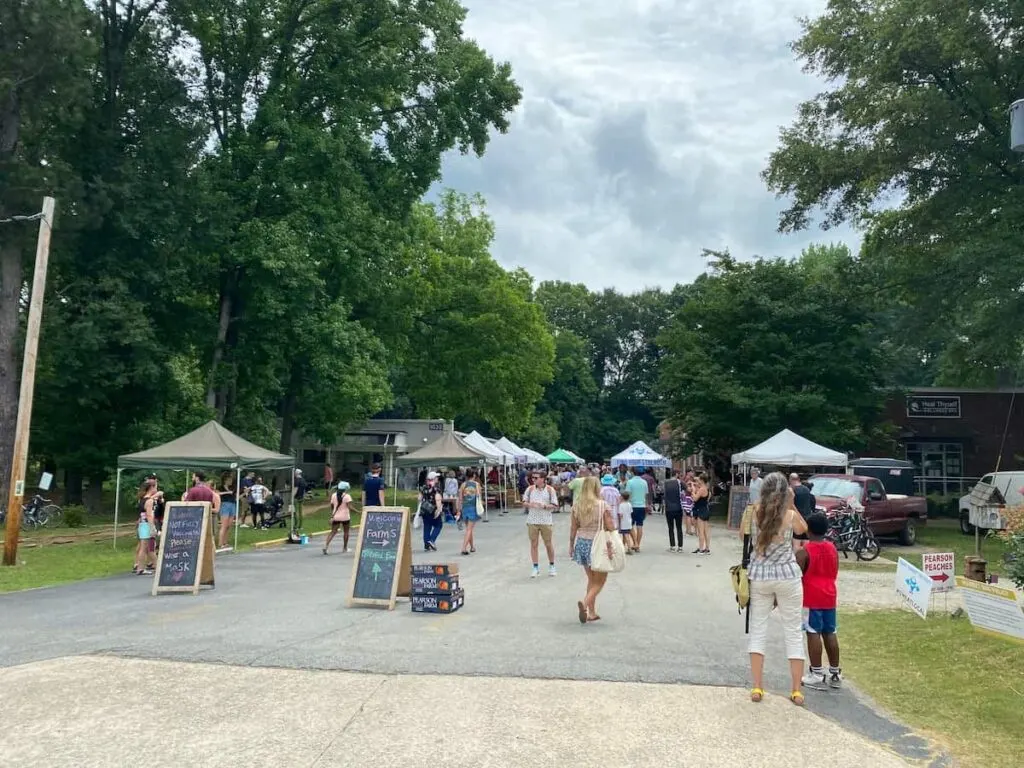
[2, 656, 914, 768]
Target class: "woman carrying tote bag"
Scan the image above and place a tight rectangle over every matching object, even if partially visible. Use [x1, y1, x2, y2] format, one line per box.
[569, 476, 621, 624]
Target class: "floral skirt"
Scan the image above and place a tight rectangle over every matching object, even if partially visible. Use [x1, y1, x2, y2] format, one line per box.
[573, 536, 593, 567]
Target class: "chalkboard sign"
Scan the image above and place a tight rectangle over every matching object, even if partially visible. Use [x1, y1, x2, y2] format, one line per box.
[152, 501, 215, 595]
[347, 506, 412, 610]
[728, 486, 750, 530]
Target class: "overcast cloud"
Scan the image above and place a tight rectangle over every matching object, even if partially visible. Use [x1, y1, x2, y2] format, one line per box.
[435, 0, 858, 293]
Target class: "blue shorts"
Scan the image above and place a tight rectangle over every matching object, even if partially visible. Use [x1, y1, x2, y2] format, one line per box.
[573, 536, 593, 567]
[137, 522, 152, 540]
[220, 501, 236, 518]
[803, 608, 838, 634]
[619, 528, 632, 536]
[462, 503, 480, 522]
[631, 508, 646, 527]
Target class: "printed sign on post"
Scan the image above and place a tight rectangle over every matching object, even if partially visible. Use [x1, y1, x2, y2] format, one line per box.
[895, 557, 932, 619]
[921, 552, 955, 593]
[955, 577, 1024, 643]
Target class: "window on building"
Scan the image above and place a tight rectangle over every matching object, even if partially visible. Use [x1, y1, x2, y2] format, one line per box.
[905, 441, 965, 496]
[302, 449, 327, 464]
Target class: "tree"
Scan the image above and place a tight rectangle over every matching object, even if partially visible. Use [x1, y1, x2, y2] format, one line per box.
[534, 281, 685, 458]
[395, 191, 554, 433]
[164, 0, 522, 429]
[28, 2, 207, 506]
[763, 0, 1024, 385]
[657, 250, 889, 459]
[0, 0, 95, 495]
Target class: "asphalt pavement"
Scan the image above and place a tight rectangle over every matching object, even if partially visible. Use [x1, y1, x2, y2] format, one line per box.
[0, 511, 948, 767]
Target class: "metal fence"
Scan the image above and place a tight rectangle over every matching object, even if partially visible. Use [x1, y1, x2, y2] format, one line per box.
[914, 476, 982, 499]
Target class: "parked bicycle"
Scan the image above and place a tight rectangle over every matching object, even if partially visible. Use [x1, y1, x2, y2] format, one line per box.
[0, 495, 63, 529]
[824, 500, 880, 561]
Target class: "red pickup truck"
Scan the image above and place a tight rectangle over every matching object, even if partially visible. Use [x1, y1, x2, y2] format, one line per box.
[808, 474, 928, 546]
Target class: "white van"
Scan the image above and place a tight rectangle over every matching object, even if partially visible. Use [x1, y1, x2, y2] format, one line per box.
[958, 471, 1024, 534]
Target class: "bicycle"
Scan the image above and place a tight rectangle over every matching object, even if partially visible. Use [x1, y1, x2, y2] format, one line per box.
[825, 501, 880, 561]
[0, 495, 63, 529]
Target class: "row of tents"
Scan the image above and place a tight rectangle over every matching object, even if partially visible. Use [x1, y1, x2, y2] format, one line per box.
[396, 430, 584, 468]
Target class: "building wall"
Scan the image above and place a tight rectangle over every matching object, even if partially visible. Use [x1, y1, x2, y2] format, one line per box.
[657, 421, 704, 474]
[882, 388, 1024, 495]
[291, 419, 452, 484]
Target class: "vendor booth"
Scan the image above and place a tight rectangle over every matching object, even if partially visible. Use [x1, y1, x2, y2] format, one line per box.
[610, 440, 672, 469]
[116, 420, 295, 550]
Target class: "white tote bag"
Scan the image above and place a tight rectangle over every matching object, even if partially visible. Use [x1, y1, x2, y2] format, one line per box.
[590, 527, 626, 573]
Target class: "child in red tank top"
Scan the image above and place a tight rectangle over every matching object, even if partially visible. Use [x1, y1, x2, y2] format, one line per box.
[795, 514, 841, 690]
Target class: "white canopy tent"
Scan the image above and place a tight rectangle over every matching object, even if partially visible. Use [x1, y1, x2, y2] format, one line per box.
[731, 429, 847, 467]
[463, 431, 514, 513]
[492, 436, 528, 463]
[610, 440, 671, 469]
[521, 447, 549, 465]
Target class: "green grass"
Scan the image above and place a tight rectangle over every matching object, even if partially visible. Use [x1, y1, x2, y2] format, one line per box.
[0, 501, 371, 594]
[841, 610, 1023, 768]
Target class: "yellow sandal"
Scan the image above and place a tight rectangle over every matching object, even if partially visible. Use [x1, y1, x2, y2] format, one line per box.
[790, 690, 805, 706]
[750, 688, 764, 703]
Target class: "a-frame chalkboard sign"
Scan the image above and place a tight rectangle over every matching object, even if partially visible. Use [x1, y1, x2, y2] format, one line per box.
[152, 501, 216, 596]
[347, 506, 412, 610]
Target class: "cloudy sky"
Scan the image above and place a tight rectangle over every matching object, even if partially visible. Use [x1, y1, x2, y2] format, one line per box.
[435, 0, 858, 293]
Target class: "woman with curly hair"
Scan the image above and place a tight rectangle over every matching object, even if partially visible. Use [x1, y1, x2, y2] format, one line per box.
[569, 476, 617, 624]
[747, 471, 809, 706]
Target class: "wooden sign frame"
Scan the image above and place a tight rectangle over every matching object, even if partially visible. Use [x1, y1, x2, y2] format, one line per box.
[347, 505, 412, 610]
[152, 501, 216, 596]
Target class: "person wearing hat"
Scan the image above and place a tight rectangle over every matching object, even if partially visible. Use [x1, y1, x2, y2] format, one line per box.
[522, 469, 559, 577]
[323, 481, 354, 554]
[420, 471, 444, 552]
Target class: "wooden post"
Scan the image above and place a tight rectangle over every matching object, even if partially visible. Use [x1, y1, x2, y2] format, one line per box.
[3, 197, 56, 566]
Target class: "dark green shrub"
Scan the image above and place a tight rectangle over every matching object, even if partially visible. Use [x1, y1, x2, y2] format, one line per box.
[63, 506, 85, 528]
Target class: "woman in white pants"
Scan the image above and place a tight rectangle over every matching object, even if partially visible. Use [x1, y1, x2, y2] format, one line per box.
[747, 471, 809, 705]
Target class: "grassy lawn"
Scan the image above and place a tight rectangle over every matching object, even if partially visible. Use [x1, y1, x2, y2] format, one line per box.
[841, 610, 1023, 768]
[840, 520, 1010, 577]
[0, 501, 370, 594]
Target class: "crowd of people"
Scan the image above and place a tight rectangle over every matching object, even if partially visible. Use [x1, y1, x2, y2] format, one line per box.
[134, 454, 841, 703]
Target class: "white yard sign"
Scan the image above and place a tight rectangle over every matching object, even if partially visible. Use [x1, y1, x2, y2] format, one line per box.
[955, 577, 1024, 642]
[895, 557, 932, 619]
[921, 552, 955, 593]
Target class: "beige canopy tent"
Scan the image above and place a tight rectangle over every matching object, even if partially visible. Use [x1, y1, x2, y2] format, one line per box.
[395, 430, 494, 513]
[116, 420, 295, 549]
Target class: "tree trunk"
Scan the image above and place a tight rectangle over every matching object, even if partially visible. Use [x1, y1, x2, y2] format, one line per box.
[206, 287, 233, 417]
[63, 469, 83, 506]
[0, 239, 22, 499]
[279, 384, 297, 455]
[84, 473, 105, 514]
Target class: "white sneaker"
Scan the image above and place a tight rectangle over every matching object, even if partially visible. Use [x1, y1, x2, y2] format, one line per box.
[802, 669, 827, 690]
[548, 564, 557, 577]
[531, 565, 540, 578]
[669, 546, 677, 553]
[828, 669, 842, 689]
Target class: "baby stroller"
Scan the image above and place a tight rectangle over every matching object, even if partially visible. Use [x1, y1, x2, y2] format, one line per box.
[260, 493, 287, 529]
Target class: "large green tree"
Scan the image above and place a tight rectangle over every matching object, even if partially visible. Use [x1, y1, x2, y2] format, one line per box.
[0, 0, 95, 496]
[395, 191, 555, 433]
[166, 0, 521, 436]
[534, 281, 684, 459]
[764, 0, 1024, 386]
[657, 250, 889, 460]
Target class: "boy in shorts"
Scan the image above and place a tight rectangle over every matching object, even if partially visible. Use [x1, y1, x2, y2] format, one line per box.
[796, 513, 841, 690]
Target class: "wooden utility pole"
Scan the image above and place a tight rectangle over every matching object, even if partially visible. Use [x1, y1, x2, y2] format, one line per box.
[3, 197, 56, 566]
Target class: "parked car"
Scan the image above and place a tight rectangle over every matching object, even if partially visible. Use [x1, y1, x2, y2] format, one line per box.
[958, 471, 1024, 535]
[809, 474, 928, 546]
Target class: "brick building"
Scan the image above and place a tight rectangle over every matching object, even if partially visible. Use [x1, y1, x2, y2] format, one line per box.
[881, 388, 1024, 496]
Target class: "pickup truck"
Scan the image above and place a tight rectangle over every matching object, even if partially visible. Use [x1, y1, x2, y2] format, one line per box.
[808, 474, 928, 546]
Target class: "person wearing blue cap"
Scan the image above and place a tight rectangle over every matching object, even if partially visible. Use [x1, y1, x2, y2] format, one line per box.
[324, 481, 353, 554]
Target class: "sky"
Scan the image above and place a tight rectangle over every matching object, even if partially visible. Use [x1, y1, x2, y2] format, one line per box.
[435, 0, 859, 293]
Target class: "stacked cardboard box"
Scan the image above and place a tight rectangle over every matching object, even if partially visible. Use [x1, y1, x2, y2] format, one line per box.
[410, 563, 464, 614]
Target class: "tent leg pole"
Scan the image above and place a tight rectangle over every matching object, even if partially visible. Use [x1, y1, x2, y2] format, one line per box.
[113, 468, 122, 549]
[234, 467, 241, 552]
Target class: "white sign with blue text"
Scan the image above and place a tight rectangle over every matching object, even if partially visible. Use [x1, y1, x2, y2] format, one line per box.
[895, 557, 932, 619]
